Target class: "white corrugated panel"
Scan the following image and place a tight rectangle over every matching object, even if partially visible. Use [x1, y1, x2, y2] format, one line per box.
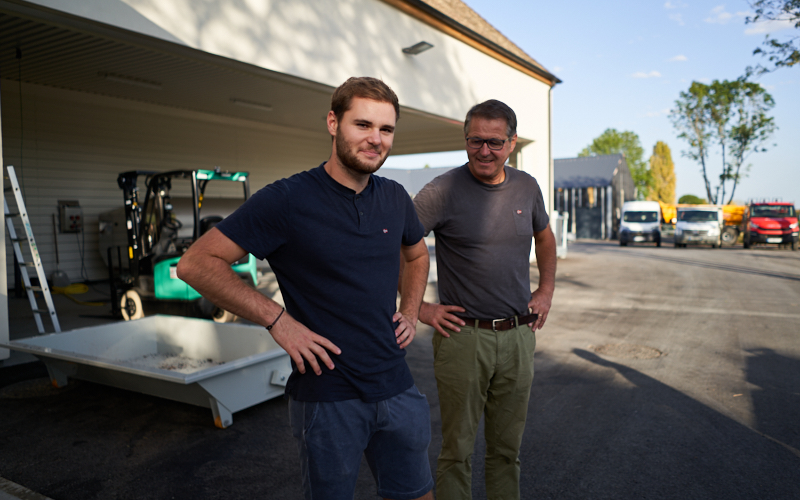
[2, 80, 331, 286]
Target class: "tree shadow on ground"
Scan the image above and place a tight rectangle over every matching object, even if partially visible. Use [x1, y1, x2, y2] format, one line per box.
[3, 338, 800, 499]
[515, 349, 800, 500]
[746, 347, 800, 452]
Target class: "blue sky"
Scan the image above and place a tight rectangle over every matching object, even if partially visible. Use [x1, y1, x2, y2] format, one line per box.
[383, 1, 799, 204]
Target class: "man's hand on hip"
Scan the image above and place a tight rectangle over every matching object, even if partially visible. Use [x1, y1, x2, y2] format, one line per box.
[527, 288, 553, 331]
[418, 302, 466, 337]
[393, 311, 418, 349]
[268, 312, 341, 375]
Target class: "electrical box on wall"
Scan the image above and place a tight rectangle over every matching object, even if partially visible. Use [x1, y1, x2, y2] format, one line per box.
[59, 200, 82, 233]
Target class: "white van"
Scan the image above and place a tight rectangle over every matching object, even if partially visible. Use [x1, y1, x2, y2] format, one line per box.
[619, 201, 661, 247]
[674, 206, 723, 248]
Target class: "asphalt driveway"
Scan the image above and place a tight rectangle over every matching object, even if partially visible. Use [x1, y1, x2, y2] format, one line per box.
[2, 240, 799, 499]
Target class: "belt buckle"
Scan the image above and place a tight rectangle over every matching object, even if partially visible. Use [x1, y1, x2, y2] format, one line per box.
[492, 318, 502, 331]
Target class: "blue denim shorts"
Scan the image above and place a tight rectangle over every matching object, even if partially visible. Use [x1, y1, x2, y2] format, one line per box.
[289, 385, 433, 500]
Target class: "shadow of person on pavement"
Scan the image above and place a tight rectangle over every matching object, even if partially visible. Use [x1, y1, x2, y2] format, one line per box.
[746, 347, 800, 452]
[514, 348, 800, 500]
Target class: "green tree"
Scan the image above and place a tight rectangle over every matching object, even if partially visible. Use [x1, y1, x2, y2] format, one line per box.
[670, 82, 714, 202]
[669, 80, 776, 205]
[579, 128, 650, 199]
[648, 142, 676, 204]
[746, 0, 800, 74]
[678, 194, 706, 204]
[726, 82, 777, 202]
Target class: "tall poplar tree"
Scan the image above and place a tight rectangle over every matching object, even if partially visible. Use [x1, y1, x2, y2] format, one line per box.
[648, 142, 676, 204]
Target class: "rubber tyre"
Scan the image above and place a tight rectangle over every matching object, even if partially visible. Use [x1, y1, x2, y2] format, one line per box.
[120, 290, 145, 321]
[792, 240, 798, 251]
[743, 235, 751, 249]
[721, 227, 738, 246]
[620, 241, 627, 246]
[212, 307, 237, 323]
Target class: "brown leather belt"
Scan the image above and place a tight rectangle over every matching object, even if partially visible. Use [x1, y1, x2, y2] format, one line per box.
[461, 313, 538, 331]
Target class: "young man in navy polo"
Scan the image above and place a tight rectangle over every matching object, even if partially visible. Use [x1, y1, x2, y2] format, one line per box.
[178, 77, 433, 500]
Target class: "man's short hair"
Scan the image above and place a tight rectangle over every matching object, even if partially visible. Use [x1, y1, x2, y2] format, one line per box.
[464, 99, 517, 138]
[331, 77, 400, 122]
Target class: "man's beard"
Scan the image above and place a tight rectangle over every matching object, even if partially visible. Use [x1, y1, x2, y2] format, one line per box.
[335, 131, 388, 176]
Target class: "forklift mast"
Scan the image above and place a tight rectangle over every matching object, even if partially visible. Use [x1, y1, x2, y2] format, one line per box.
[116, 168, 250, 276]
[117, 170, 157, 278]
[113, 167, 253, 321]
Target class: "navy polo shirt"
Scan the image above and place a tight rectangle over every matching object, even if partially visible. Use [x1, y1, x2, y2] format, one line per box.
[216, 164, 425, 402]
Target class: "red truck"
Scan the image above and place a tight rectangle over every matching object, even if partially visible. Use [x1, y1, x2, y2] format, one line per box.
[742, 201, 798, 251]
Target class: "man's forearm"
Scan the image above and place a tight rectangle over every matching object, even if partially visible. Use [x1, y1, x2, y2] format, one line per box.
[176, 232, 283, 327]
[181, 257, 277, 324]
[398, 252, 429, 323]
[534, 228, 557, 295]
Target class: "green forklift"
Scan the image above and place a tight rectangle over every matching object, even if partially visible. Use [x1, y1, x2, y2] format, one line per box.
[107, 168, 257, 322]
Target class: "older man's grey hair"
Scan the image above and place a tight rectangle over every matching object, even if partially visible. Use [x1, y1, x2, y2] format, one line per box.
[463, 99, 517, 138]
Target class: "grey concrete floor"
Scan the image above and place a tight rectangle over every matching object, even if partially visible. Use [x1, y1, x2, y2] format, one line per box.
[2, 240, 800, 499]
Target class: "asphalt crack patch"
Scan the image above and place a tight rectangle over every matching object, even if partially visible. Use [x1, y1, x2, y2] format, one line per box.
[0, 377, 75, 399]
[590, 343, 664, 359]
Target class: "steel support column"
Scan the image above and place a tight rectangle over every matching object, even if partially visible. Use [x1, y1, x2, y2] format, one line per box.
[0, 78, 8, 360]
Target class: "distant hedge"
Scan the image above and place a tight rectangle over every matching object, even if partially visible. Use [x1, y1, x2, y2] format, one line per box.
[678, 194, 707, 204]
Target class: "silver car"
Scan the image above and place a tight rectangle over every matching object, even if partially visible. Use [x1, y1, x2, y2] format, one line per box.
[674, 207, 722, 248]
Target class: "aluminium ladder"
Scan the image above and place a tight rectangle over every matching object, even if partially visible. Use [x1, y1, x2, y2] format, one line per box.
[4, 165, 60, 333]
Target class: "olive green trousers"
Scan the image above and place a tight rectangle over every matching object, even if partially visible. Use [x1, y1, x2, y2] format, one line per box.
[432, 321, 536, 500]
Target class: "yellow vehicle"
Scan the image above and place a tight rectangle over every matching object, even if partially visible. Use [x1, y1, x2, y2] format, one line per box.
[720, 205, 746, 245]
[658, 202, 745, 246]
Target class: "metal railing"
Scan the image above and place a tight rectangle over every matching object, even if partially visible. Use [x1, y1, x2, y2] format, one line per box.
[551, 211, 569, 259]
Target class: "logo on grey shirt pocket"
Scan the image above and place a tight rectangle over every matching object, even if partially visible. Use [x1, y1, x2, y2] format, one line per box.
[513, 209, 533, 236]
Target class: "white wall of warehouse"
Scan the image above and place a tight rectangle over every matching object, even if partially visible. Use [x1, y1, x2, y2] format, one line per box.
[2, 80, 332, 285]
[3, 0, 556, 294]
[26, 0, 554, 202]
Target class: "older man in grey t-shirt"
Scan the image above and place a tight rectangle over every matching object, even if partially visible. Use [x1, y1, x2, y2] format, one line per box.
[413, 100, 556, 500]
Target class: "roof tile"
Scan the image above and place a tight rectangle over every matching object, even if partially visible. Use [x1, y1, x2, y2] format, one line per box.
[416, 0, 547, 72]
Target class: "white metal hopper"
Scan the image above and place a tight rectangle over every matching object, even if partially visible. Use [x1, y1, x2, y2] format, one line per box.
[0, 315, 292, 428]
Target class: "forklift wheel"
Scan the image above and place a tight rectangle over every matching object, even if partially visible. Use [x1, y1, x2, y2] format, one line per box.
[120, 290, 145, 321]
[212, 307, 237, 323]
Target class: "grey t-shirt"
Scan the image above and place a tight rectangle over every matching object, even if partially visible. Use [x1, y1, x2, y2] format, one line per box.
[414, 164, 549, 319]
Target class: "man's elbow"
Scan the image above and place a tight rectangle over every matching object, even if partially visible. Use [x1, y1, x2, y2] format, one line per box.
[175, 252, 200, 284]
